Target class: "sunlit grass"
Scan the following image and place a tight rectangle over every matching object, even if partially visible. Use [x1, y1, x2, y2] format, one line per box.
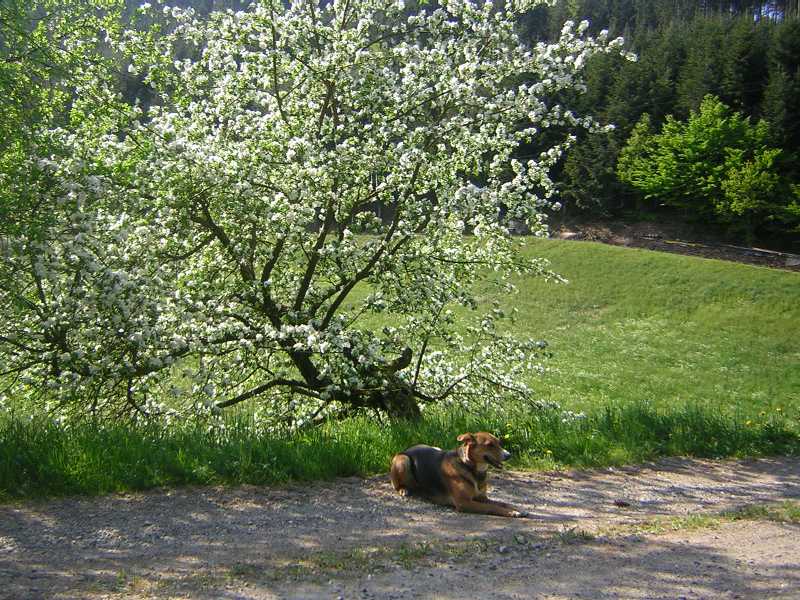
[487, 239, 800, 417]
[1, 401, 797, 501]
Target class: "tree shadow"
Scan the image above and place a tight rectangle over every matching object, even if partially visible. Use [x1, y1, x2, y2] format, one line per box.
[361, 526, 800, 600]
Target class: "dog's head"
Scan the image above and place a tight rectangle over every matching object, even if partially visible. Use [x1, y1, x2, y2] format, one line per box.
[457, 431, 511, 469]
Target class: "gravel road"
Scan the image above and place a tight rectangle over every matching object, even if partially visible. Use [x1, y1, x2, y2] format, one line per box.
[1, 456, 798, 599]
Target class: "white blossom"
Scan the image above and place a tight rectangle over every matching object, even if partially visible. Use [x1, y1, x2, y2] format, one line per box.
[0, 0, 630, 423]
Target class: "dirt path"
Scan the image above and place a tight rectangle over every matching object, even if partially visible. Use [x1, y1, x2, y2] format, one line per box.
[1, 457, 798, 599]
[554, 220, 800, 271]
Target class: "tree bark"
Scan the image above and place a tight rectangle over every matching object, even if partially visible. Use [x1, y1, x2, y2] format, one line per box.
[375, 382, 422, 421]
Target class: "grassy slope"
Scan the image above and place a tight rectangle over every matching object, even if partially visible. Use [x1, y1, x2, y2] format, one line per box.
[2, 240, 799, 499]
[504, 240, 800, 416]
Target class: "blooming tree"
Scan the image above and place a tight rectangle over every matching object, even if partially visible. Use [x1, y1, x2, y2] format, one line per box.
[0, 0, 628, 423]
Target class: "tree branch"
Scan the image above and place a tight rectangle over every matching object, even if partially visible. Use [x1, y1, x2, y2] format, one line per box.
[412, 300, 445, 388]
[293, 203, 334, 313]
[158, 233, 215, 261]
[215, 377, 318, 409]
[318, 154, 429, 330]
[413, 374, 469, 403]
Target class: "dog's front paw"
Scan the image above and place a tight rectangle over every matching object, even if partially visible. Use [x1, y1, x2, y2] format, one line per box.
[509, 510, 530, 518]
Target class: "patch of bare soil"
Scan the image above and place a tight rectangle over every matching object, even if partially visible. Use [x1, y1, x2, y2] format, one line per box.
[1, 457, 798, 599]
[553, 220, 800, 272]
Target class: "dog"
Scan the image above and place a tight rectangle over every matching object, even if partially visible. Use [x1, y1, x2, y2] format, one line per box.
[390, 431, 527, 517]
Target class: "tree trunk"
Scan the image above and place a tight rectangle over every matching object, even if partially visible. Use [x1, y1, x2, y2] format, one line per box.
[292, 344, 422, 421]
[379, 384, 422, 421]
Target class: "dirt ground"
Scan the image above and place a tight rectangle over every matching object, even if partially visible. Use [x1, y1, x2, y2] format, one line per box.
[1, 456, 799, 599]
[553, 220, 800, 272]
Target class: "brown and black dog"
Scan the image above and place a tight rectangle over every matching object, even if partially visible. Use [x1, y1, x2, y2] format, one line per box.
[390, 432, 527, 517]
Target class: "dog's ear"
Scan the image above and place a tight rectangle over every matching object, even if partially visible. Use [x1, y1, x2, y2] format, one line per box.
[457, 433, 475, 445]
[457, 433, 476, 466]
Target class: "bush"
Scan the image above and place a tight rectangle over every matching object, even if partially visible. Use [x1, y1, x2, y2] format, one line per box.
[617, 95, 798, 241]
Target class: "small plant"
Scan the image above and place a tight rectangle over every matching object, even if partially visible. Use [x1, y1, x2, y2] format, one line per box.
[395, 542, 434, 569]
[556, 527, 596, 545]
[724, 501, 800, 524]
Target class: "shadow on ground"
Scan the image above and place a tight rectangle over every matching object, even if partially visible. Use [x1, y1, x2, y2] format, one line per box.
[0, 456, 798, 599]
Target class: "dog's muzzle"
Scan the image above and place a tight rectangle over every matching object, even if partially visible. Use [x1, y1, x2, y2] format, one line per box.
[487, 450, 511, 468]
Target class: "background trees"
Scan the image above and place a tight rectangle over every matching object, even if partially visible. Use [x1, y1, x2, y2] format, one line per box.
[618, 96, 796, 241]
[520, 0, 800, 247]
[2, 0, 798, 427]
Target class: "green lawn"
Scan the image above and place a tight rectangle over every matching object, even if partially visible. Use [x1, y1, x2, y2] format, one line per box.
[494, 240, 800, 417]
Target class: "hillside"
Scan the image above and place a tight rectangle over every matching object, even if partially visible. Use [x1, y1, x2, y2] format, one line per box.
[506, 238, 800, 415]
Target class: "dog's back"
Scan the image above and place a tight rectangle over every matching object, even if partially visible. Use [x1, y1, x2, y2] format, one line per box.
[390, 444, 455, 498]
[401, 445, 450, 495]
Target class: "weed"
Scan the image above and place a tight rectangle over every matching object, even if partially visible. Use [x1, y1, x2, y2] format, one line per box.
[556, 527, 596, 544]
[602, 501, 800, 537]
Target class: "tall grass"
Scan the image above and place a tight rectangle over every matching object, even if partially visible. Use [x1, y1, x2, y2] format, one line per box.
[2, 402, 797, 501]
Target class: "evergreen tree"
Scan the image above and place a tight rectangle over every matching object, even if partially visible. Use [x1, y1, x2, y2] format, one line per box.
[765, 19, 800, 154]
[519, 0, 800, 241]
[675, 17, 726, 117]
[721, 18, 771, 114]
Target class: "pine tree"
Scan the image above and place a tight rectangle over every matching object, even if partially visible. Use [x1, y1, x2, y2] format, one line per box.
[675, 17, 726, 116]
[721, 18, 770, 114]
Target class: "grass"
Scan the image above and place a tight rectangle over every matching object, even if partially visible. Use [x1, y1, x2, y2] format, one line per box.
[489, 239, 800, 416]
[601, 500, 800, 537]
[1, 400, 797, 501]
[1, 239, 799, 500]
